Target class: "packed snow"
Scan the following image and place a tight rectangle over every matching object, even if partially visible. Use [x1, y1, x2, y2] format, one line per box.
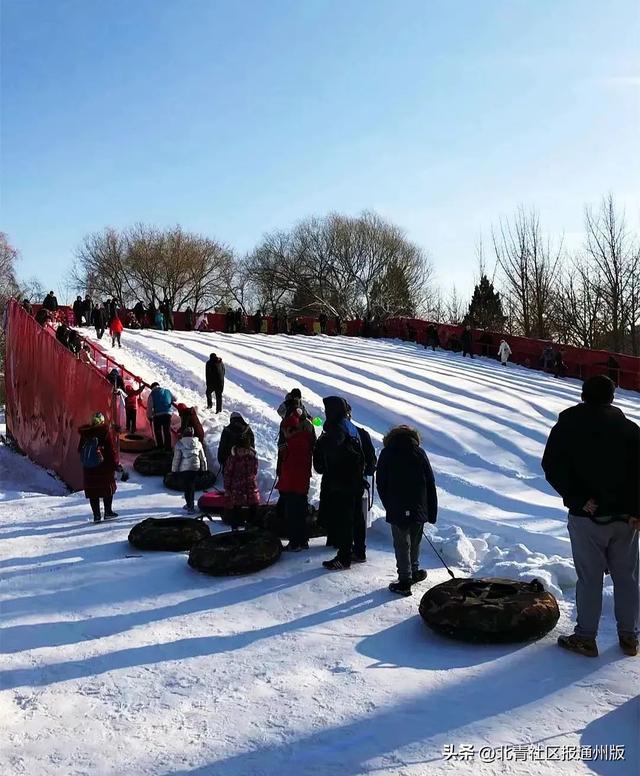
[1, 331, 638, 776]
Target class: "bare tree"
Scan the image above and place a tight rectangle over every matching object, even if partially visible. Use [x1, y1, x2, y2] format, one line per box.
[584, 195, 639, 353]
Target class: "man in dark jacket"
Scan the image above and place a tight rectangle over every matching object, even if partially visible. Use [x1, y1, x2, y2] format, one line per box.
[205, 353, 225, 412]
[344, 403, 377, 563]
[92, 304, 107, 339]
[253, 310, 263, 334]
[184, 306, 195, 331]
[42, 291, 58, 312]
[461, 327, 473, 358]
[225, 309, 235, 333]
[318, 312, 328, 334]
[313, 396, 365, 571]
[133, 300, 146, 328]
[21, 298, 33, 315]
[235, 308, 243, 333]
[376, 425, 437, 595]
[425, 324, 439, 351]
[217, 412, 255, 473]
[82, 295, 93, 326]
[72, 296, 84, 326]
[542, 375, 640, 657]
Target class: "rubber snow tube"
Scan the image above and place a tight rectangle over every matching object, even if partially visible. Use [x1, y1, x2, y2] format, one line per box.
[128, 517, 210, 552]
[418, 577, 560, 644]
[163, 470, 217, 493]
[119, 432, 155, 453]
[133, 449, 174, 476]
[197, 490, 226, 515]
[188, 529, 282, 576]
[255, 502, 326, 539]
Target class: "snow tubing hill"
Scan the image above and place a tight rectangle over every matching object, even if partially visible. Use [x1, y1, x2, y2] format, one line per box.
[163, 470, 217, 492]
[419, 577, 560, 644]
[133, 449, 174, 476]
[119, 432, 155, 453]
[188, 529, 282, 576]
[128, 517, 211, 552]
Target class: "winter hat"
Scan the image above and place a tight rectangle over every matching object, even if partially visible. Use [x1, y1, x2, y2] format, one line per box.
[176, 402, 188, 412]
[323, 396, 349, 423]
[183, 426, 194, 437]
[230, 411, 243, 421]
[91, 411, 105, 425]
[289, 388, 302, 399]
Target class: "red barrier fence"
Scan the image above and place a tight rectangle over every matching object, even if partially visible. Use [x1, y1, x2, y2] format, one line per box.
[27, 302, 640, 391]
[4, 301, 116, 491]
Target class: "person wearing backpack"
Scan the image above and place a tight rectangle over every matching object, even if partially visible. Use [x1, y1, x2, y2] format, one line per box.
[146, 382, 177, 451]
[376, 425, 438, 595]
[346, 404, 377, 564]
[171, 426, 208, 513]
[313, 396, 365, 571]
[78, 411, 119, 522]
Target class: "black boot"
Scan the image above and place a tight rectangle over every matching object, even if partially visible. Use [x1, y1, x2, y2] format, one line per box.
[389, 578, 412, 596]
[412, 569, 427, 583]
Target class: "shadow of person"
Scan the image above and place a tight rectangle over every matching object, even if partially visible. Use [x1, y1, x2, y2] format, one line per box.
[580, 695, 639, 775]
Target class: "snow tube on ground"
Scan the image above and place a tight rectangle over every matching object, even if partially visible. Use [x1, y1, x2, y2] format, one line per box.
[188, 528, 282, 576]
[251, 502, 326, 539]
[163, 470, 217, 492]
[119, 432, 155, 453]
[197, 489, 226, 515]
[133, 449, 174, 476]
[128, 517, 211, 552]
[419, 577, 560, 644]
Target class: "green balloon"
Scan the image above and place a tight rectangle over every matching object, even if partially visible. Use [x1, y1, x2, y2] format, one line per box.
[312, 416, 324, 427]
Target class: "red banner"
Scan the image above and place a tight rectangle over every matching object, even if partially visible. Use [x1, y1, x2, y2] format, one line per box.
[4, 301, 115, 491]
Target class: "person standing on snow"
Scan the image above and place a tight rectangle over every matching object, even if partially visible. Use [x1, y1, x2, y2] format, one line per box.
[313, 396, 365, 571]
[278, 410, 315, 551]
[542, 375, 640, 658]
[133, 300, 146, 328]
[109, 314, 124, 348]
[461, 327, 474, 358]
[72, 296, 84, 326]
[223, 435, 259, 528]
[147, 382, 177, 451]
[277, 388, 311, 420]
[78, 411, 119, 522]
[498, 339, 512, 366]
[345, 403, 377, 564]
[176, 403, 205, 444]
[42, 291, 59, 312]
[205, 352, 225, 412]
[124, 383, 144, 433]
[92, 303, 107, 340]
[171, 426, 208, 513]
[82, 295, 93, 326]
[376, 425, 438, 596]
[217, 412, 255, 473]
[542, 345, 555, 371]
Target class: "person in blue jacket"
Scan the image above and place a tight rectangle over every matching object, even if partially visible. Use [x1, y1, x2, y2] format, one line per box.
[146, 382, 177, 450]
[376, 425, 438, 596]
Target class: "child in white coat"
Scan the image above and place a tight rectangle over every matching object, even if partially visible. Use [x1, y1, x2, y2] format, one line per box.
[171, 427, 208, 512]
[498, 339, 512, 366]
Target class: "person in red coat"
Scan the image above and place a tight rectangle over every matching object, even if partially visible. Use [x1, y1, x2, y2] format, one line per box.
[278, 410, 315, 551]
[77, 412, 119, 522]
[109, 315, 124, 348]
[223, 436, 259, 528]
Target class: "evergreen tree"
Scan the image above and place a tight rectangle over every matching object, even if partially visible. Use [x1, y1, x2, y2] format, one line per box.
[464, 275, 506, 330]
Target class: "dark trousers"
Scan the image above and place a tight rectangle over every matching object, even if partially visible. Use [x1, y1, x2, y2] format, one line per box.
[225, 504, 257, 528]
[324, 490, 362, 564]
[153, 415, 172, 450]
[111, 332, 122, 347]
[206, 387, 223, 413]
[95, 326, 104, 339]
[462, 347, 473, 358]
[126, 408, 137, 433]
[181, 470, 198, 509]
[281, 492, 308, 546]
[352, 495, 367, 558]
[89, 495, 114, 519]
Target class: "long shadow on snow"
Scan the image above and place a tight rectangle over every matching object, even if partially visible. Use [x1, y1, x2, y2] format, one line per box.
[0, 565, 327, 654]
[0, 586, 390, 690]
[163, 643, 617, 776]
[580, 695, 639, 775]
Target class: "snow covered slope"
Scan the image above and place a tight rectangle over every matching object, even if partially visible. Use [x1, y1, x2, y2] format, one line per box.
[1, 332, 638, 776]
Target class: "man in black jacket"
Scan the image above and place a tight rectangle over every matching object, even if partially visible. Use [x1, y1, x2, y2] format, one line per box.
[82, 295, 93, 326]
[345, 403, 377, 563]
[42, 291, 58, 312]
[133, 300, 146, 328]
[376, 425, 438, 595]
[313, 396, 365, 571]
[542, 375, 640, 657]
[72, 296, 84, 326]
[92, 304, 107, 339]
[217, 412, 255, 472]
[205, 353, 225, 413]
[461, 327, 473, 358]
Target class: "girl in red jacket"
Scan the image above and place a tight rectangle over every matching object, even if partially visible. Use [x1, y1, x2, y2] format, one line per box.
[223, 436, 259, 528]
[110, 315, 124, 348]
[278, 410, 315, 551]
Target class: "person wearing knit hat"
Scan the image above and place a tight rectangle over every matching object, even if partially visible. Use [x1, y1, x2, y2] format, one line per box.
[277, 408, 315, 551]
[217, 412, 255, 476]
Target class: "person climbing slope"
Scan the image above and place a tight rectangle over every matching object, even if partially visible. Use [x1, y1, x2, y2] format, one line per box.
[205, 353, 225, 413]
[78, 411, 119, 523]
[498, 339, 512, 366]
[147, 382, 177, 451]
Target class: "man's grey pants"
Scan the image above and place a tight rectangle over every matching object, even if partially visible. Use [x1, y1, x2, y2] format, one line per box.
[568, 515, 639, 638]
[391, 522, 423, 580]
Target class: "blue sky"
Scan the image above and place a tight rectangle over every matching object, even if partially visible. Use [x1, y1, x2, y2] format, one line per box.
[2, 0, 638, 302]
